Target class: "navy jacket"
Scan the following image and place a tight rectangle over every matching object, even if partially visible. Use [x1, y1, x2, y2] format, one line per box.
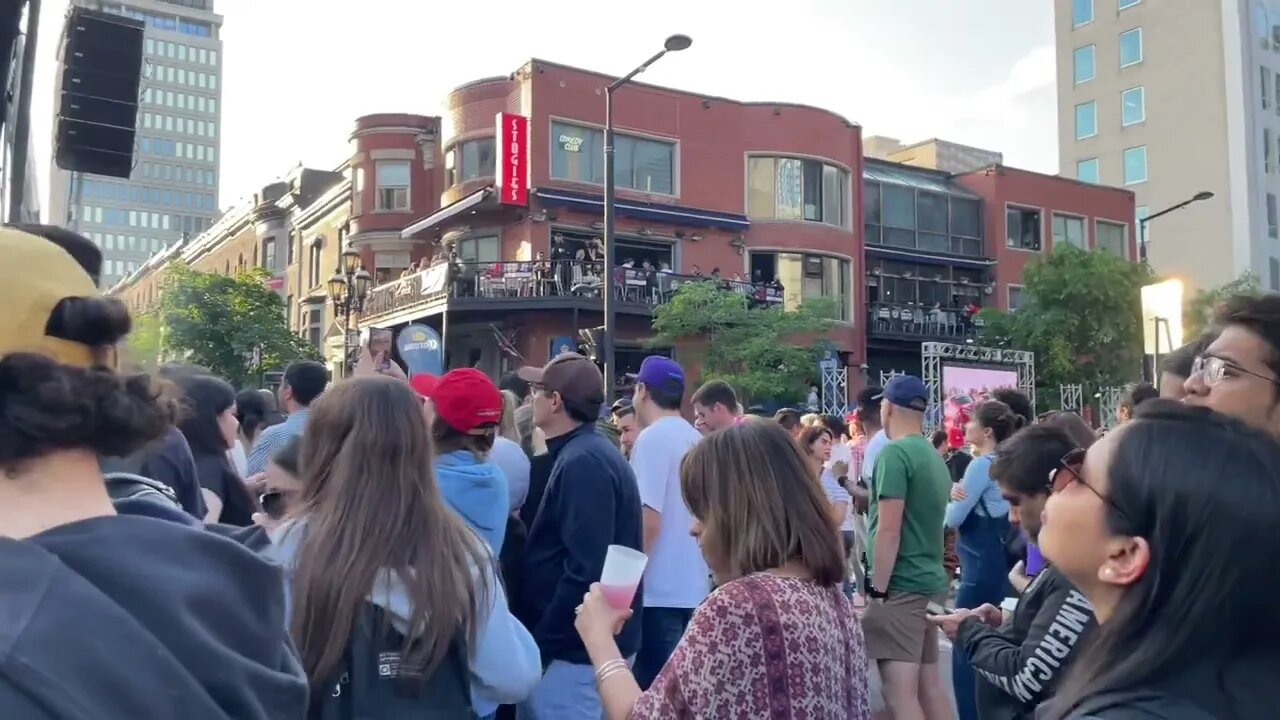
[519, 421, 643, 665]
[0, 514, 308, 719]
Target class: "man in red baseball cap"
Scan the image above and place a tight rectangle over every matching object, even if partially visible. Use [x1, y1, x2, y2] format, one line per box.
[411, 368, 510, 555]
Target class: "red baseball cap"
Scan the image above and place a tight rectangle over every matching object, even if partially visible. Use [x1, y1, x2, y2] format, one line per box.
[410, 368, 503, 434]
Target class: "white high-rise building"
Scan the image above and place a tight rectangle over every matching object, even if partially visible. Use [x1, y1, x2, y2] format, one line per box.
[1055, 0, 1280, 291]
[48, 0, 223, 287]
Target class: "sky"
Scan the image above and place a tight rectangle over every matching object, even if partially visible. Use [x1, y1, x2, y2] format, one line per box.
[30, 0, 1059, 212]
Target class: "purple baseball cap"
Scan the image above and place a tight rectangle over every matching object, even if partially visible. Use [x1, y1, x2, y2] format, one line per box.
[629, 355, 686, 394]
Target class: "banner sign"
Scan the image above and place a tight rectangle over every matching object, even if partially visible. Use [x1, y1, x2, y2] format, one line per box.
[397, 324, 443, 376]
[495, 112, 529, 206]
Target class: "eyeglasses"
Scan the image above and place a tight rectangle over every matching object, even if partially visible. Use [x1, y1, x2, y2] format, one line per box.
[1050, 448, 1129, 524]
[1190, 355, 1280, 388]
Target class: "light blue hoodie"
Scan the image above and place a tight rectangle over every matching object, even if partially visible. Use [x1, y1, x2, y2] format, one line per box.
[435, 450, 509, 553]
[264, 520, 541, 717]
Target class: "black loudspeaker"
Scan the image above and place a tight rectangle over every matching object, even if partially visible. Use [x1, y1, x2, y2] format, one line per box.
[53, 8, 144, 179]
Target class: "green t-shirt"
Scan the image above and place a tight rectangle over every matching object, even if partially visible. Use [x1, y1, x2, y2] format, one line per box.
[867, 433, 951, 594]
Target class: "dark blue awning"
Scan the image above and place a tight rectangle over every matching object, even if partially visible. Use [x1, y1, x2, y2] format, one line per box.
[535, 188, 750, 232]
[865, 245, 995, 269]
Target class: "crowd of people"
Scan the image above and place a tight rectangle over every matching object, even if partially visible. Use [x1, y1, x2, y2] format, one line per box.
[0, 223, 1277, 720]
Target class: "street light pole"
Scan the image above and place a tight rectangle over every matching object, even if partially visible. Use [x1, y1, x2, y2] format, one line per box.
[602, 34, 692, 404]
[327, 244, 372, 378]
[1139, 190, 1214, 264]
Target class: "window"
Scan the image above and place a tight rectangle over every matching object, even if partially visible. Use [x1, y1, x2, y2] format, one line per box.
[1269, 193, 1278, 238]
[1272, 258, 1280, 290]
[1006, 206, 1043, 250]
[454, 138, 496, 185]
[1267, 129, 1274, 174]
[550, 121, 676, 194]
[145, 38, 155, 54]
[1136, 206, 1150, 246]
[286, 231, 296, 266]
[747, 156, 848, 227]
[1096, 220, 1127, 258]
[1265, 68, 1274, 110]
[262, 237, 277, 270]
[1075, 101, 1098, 139]
[1122, 86, 1146, 125]
[749, 251, 851, 321]
[308, 240, 324, 288]
[1123, 146, 1148, 184]
[374, 252, 412, 285]
[1074, 45, 1096, 84]
[1077, 157, 1100, 184]
[374, 161, 411, 211]
[1008, 285, 1026, 312]
[1073, 0, 1093, 26]
[1119, 0, 1141, 9]
[457, 236, 500, 265]
[1120, 28, 1143, 67]
[1052, 214, 1086, 250]
[306, 306, 323, 350]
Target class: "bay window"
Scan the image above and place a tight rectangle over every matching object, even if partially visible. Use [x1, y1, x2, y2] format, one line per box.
[375, 161, 411, 211]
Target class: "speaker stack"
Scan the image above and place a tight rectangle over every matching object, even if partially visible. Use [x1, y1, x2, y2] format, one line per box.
[54, 8, 145, 179]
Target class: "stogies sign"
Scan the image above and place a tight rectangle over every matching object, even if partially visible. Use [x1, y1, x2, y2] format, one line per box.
[496, 112, 529, 206]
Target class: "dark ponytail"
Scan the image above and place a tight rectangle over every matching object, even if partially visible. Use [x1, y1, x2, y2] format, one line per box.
[974, 400, 1024, 443]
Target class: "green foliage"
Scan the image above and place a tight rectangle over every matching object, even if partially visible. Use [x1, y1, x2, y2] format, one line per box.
[977, 247, 1154, 399]
[122, 310, 164, 370]
[159, 263, 321, 387]
[651, 281, 837, 405]
[1183, 272, 1260, 339]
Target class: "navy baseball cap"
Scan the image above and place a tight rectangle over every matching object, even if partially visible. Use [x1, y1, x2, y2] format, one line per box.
[875, 375, 929, 412]
[630, 355, 686, 394]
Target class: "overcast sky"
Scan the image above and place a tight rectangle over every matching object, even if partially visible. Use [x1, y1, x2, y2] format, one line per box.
[30, 0, 1059, 211]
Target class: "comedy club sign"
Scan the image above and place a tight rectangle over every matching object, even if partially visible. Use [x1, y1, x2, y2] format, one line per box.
[496, 112, 529, 206]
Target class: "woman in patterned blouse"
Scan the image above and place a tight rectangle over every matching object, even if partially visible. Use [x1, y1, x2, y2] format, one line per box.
[574, 420, 873, 719]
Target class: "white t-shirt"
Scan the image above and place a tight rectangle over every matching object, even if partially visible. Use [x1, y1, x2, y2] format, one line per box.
[631, 415, 708, 609]
[820, 468, 856, 531]
[861, 429, 890, 483]
[488, 437, 531, 513]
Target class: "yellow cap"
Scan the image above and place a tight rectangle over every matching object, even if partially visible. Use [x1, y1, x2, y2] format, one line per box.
[0, 226, 104, 369]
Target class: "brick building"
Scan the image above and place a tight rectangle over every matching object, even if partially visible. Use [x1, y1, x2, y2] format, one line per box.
[112, 59, 1136, 402]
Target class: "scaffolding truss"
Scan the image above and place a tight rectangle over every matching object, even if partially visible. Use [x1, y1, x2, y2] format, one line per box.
[921, 342, 1036, 433]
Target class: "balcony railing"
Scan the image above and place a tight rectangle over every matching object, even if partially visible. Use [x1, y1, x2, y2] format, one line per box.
[867, 302, 983, 339]
[361, 259, 786, 321]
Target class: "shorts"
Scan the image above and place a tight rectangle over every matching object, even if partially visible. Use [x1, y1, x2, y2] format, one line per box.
[861, 590, 948, 664]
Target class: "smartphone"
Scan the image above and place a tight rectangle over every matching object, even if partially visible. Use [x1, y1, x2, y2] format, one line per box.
[366, 327, 393, 370]
[926, 601, 956, 616]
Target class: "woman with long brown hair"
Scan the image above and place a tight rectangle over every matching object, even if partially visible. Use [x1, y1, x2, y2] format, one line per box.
[574, 420, 872, 718]
[265, 376, 540, 718]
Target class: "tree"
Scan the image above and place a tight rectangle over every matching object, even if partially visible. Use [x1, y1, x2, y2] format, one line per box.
[159, 263, 321, 387]
[121, 310, 164, 371]
[977, 247, 1154, 407]
[651, 281, 837, 405]
[1183, 272, 1260, 339]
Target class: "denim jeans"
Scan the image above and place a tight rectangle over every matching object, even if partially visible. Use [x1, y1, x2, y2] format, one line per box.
[633, 606, 694, 690]
[516, 657, 633, 720]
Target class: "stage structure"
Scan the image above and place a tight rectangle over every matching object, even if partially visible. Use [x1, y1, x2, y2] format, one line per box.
[878, 369, 903, 387]
[819, 363, 848, 415]
[921, 342, 1035, 433]
[1097, 386, 1124, 429]
[1060, 384, 1084, 413]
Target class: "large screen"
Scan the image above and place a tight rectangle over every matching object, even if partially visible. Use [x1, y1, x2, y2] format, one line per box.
[940, 365, 1020, 450]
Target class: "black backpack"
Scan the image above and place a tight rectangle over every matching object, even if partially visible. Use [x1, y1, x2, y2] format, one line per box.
[309, 603, 473, 720]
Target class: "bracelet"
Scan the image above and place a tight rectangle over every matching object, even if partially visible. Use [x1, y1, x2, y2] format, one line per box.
[596, 665, 632, 685]
[594, 659, 628, 681]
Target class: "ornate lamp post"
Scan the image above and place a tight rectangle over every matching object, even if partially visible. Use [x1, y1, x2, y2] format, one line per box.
[327, 244, 373, 377]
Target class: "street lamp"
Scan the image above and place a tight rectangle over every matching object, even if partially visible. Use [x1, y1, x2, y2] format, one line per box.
[327, 244, 373, 377]
[602, 34, 692, 404]
[1139, 190, 1214, 264]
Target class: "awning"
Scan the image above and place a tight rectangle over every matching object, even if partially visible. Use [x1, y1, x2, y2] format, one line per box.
[401, 186, 497, 239]
[865, 245, 996, 269]
[535, 188, 750, 232]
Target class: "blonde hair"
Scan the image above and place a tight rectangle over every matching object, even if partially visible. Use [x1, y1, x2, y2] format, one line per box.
[800, 413, 822, 428]
[499, 390, 520, 443]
